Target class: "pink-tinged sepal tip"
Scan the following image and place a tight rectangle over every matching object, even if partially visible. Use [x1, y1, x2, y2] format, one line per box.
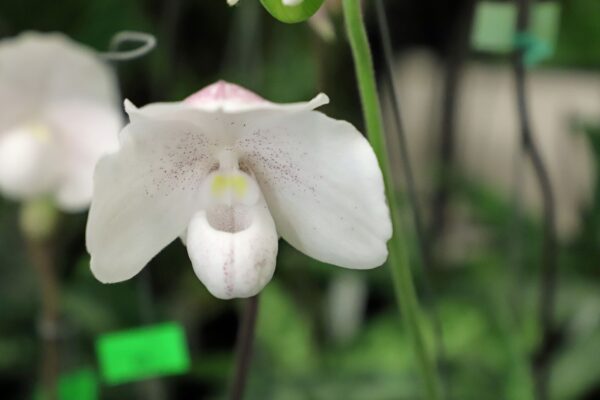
[184, 81, 267, 107]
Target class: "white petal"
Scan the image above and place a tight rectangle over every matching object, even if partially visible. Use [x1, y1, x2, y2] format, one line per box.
[123, 99, 214, 127]
[0, 123, 60, 199]
[0, 32, 119, 132]
[86, 114, 217, 283]
[123, 92, 328, 149]
[122, 84, 329, 151]
[45, 101, 121, 211]
[186, 197, 278, 299]
[123, 99, 248, 152]
[238, 111, 392, 269]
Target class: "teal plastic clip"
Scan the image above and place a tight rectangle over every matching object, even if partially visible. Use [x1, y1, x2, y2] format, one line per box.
[514, 32, 552, 67]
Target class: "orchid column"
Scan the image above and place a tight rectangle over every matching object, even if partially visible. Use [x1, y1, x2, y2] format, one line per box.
[0, 32, 121, 398]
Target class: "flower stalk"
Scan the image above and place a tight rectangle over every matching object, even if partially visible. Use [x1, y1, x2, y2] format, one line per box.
[229, 295, 260, 400]
[20, 199, 61, 400]
[342, 1, 441, 399]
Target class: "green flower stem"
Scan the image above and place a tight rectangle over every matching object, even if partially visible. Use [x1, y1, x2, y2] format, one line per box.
[20, 199, 61, 400]
[342, 1, 441, 399]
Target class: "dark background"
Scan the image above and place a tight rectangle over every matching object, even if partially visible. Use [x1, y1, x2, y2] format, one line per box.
[1, 0, 599, 399]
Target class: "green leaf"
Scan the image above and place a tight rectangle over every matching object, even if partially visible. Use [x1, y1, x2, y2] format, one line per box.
[256, 281, 316, 373]
[551, 330, 600, 400]
[260, 0, 324, 24]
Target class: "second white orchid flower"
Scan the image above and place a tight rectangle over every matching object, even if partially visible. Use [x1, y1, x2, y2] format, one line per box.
[0, 32, 121, 211]
[86, 81, 391, 299]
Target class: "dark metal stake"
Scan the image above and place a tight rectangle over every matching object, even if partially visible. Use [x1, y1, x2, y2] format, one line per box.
[229, 295, 260, 400]
[513, 1, 559, 399]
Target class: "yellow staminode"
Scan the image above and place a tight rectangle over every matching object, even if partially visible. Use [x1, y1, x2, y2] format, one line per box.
[211, 174, 248, 199]
[28, 122, 51, 141]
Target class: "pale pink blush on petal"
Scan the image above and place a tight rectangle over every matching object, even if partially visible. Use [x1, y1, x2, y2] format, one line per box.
[184, 81, 267, 108]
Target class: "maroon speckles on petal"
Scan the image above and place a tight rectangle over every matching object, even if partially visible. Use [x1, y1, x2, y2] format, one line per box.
[236, 127, 319, 201]
[223, 244, 235, 297]
[144, 130, 217, 198]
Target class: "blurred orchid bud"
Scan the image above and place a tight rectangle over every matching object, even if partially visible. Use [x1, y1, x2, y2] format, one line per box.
[325, 273, 368, 344]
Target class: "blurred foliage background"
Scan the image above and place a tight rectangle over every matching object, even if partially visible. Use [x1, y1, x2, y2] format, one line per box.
[0, 0, 599, 399]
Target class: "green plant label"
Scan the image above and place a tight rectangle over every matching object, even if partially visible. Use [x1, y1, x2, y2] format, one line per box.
[532, 2, 562, 50]
[96, 322, 190, 385]
[472, 2, 516, 53]
[34, 368, 97, 400]
[471, 1, 561, 61]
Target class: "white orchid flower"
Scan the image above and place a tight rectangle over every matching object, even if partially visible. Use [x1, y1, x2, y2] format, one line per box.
[0, 32, 121, 211]
[86, 81, 392, 299]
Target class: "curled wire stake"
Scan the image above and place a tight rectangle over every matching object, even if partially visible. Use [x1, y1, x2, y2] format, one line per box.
[101, 31, 157, 62]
